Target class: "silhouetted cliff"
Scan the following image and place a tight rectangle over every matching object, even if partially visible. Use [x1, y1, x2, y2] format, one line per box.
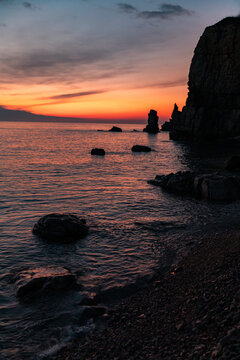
[170, 17, 240, 140]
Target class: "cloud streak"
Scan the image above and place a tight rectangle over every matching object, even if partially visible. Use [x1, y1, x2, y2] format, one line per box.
[118, 2, 194, 20]
[44, 90, 106, 100]
[117, 3, 137, 14]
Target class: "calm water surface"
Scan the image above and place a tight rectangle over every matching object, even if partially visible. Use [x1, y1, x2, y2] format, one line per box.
[0, 121, 240, 359]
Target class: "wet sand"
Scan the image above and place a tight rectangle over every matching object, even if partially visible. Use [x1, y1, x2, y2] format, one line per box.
[52, 227, 240, 359]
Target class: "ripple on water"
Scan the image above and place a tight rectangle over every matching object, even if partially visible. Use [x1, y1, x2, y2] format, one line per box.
[1, 122, 240, 359]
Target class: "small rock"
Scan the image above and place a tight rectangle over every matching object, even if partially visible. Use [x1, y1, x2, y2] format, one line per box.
[15, 265, 76, 300]
[108, 126, 122, 132]
[131, 145, 152, 153]
[91, 148, 105, 156]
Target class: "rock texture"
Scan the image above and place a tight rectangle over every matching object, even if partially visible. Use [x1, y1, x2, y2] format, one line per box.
[170, 17, 240, 140]
[148, 171, 240, 202]
[32, 213, 89, 242]
[131, 145, 152, 152]
[15, 266, 76, 300]
[143, 109, 159, 134]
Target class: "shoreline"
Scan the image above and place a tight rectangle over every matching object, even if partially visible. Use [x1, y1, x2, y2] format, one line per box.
[50, 227, 240, 359]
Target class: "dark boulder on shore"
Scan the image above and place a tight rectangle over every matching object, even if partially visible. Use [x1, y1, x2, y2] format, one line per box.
[131, 145, 152, 153]
[32, 213, 89, 242]
[109, 126, 122, 132]
[143, 109, 159, 134]
[14, 266, 76, 300]
[148, 171, 240, 202]
[91, 148, 105, 156]
[170, 17, 240, 140]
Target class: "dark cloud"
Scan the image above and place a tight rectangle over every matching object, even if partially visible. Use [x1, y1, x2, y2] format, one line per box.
[118, 3, 137, 14]
[23, 2, 32, 8]
[139, 3, 194, 19]
[45, 90, 106, 100]
[118, 2, 194, 20]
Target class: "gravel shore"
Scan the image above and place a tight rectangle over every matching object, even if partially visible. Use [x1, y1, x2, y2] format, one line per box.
[54, 229, 240, 360]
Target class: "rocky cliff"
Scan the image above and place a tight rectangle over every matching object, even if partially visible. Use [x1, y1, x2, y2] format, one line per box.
[170, 17, 240, 140]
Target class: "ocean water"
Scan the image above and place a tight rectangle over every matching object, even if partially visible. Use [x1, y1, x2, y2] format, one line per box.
[1, 121, 240, 359]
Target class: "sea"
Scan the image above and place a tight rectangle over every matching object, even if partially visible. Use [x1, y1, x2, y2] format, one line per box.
[1, 121, 240, 359]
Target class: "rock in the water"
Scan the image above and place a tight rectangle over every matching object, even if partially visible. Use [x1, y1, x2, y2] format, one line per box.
[143, 109, 159, 134]
[148, 171, 196, 195]
[108, 126, 122, 132]
[225, 156, 240, 171]
[161, 104, 180, 132]
[170, 17, 240, 140]
[15, 266, 76, 299]
[131, 145, 152, 152]
[32, 213, 89, 242]
[148, 171, 240, 202]
[91, 148, 105, 156]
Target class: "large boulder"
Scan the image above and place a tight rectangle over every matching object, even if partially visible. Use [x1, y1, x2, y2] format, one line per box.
[148, 171, 196, 195]
[91, 148, 105, 156]
[149, 171, 240, 202]
[108, 126, 122, 132]
[170, 17, 240, 140]
[32, 213, 89, 242]
[143, 109, 159, 134]
[14, 266, 76, 300]
[131, 145, 152, 152]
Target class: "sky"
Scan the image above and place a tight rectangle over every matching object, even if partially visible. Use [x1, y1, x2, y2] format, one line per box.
[0, 0, 239, 121]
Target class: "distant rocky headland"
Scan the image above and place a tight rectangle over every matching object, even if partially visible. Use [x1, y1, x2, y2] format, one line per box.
[170, 17, 240, 140]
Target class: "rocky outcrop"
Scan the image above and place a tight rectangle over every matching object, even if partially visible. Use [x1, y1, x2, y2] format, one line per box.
[170, 17, 240, 140]
[161, 104, 181, 132]
[131, 145, 152, 152]
[143, 109, 159, 134]
[109, 126, 122, 132]
[148, 171, 240, 202]
[15, 266, 76, 300]
[32, 213, 89, 242]
[91, 148, 105, 156]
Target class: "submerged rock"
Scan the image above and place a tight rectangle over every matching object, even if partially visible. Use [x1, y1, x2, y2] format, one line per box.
[131, 145, 152, 152]
[32, 213, 89, 242]
[143, 109, 159, 134]
[148, 171, 240, 202]
[170, 17, 240, 140]
[91, 148, 105, 156]
[109, 126, 122, 132]
[15, 266, 76, 299]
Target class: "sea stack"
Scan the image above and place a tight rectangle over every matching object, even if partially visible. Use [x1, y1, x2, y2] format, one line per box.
[161, 103, 181, 131]
[170, 17, 240, 140]
[143, 109, 159, 134]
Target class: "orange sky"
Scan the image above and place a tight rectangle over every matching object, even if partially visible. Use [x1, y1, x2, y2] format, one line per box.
[0, 0, 239, 121]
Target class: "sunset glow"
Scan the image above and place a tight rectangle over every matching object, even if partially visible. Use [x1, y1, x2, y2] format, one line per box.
[0, 0, 239, 121]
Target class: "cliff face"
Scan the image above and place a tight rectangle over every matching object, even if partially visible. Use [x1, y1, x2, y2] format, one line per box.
[170, 17, 240, 140]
